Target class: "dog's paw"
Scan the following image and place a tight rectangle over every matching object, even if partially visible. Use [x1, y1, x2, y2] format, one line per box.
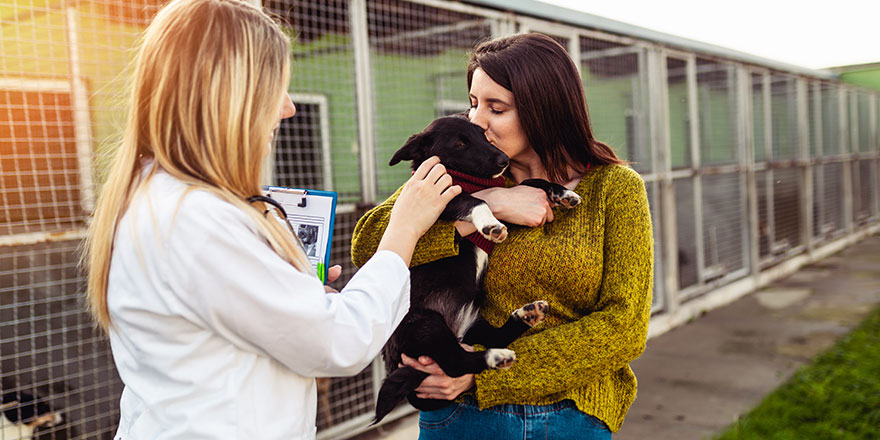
[481, 223, 508, 242]
[512, 300, 549, 327]
[485, 348, 516, 369]
[468, 204, 508, 242]
[34, 411, 63, 428]
[552, 190, 581, 208]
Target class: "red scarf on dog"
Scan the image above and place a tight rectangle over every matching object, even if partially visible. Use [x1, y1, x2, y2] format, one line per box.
[445, 169, 506, 254]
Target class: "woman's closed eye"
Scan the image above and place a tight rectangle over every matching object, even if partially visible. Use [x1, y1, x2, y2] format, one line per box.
[470, 102, 503, 115]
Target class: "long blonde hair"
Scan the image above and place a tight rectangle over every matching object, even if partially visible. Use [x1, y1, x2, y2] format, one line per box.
[84, 0, 310, 329]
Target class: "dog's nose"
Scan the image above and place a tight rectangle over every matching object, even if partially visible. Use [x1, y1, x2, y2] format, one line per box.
[497, 157, 509, 169]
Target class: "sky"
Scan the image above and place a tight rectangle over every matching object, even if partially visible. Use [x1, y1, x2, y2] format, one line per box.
[536, 0, 880, 70]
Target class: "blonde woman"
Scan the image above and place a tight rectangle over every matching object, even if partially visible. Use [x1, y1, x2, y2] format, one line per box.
[83, 0, 459, 438]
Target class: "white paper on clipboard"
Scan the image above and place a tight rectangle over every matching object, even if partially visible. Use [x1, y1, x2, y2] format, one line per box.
[264, 186, 337, 283]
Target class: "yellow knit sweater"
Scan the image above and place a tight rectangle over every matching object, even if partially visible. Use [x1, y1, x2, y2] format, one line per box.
[351, 164, 653, 432]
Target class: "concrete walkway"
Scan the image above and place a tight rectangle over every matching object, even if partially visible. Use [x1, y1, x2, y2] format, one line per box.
[354, 234, 880, 440]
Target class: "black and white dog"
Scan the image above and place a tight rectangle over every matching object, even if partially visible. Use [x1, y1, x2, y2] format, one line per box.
[373, 114, 581, 423]
[0, 391, 64, 440]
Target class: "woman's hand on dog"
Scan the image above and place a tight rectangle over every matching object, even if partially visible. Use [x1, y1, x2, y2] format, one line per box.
[378, 156, 461, 266]
[400, 349, 476, 401]
[394, 156, 461, 237]
[476, 186, 554, 227]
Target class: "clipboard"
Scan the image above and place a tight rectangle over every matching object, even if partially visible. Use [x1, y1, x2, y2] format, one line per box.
[263, 186, 337, 283]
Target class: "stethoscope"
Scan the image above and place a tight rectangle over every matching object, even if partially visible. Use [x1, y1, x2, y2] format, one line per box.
[246, 194, 307, 252]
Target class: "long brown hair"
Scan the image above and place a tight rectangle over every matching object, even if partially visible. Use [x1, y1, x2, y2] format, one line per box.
[467, 33, 623, 183]
[83, 0, 310, 329]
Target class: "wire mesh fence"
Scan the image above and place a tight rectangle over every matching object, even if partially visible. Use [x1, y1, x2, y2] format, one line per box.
[0, 0, 878, 439]
[0, 87, 83, 237]
[366, 0, 494, 198]
[581, 36, 650, 173]
[702, 172, 747, 281]
[1, 240, 121, 439]
[1, 0, 147, 438]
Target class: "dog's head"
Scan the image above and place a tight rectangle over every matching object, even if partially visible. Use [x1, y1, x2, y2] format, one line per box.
[389, 114, 509, 178]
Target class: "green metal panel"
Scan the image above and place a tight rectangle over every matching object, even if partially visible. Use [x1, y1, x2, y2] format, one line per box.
[839, 68, 880, 92]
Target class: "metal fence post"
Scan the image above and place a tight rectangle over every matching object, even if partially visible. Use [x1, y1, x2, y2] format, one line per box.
[649, 48, 677, 313]
[868, 93, 880, 217]
[686, 55, 706, 285]
[738, 66, 760, 279]
[64, 5, 95, 214]
[796, 78, 814, 252]
[350, 0, 378, 205]
[840, 87, 854, 232]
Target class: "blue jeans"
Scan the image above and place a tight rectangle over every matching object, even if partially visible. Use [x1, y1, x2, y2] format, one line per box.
[417, 396, 612, 440]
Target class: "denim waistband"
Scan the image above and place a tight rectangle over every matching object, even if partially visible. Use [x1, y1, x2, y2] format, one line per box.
[459, 394, 577, 415]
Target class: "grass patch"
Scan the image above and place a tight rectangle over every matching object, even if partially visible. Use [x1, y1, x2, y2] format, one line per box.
[715, 306, 880, 440]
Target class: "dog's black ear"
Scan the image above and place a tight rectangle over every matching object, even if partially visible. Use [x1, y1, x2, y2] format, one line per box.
[389, 132, 428, 166]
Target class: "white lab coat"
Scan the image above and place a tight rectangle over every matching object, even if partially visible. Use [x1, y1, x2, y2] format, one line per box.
[107, 170, 410, 439]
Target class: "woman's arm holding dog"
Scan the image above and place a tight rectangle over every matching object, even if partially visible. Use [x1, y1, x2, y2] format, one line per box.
[470, 186, 555, 228]
[452, 186, 555, 236]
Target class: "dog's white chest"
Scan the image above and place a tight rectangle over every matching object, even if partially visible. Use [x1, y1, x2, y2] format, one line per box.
[474, 247, 488, 283]
[454, 302, 480, 341]
[450, 247, 489, 341]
